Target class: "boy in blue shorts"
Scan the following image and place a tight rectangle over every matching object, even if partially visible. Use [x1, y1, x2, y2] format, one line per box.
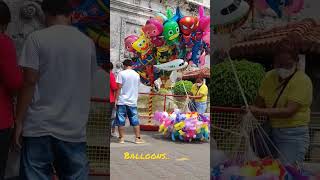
[115, 59, 144, 144]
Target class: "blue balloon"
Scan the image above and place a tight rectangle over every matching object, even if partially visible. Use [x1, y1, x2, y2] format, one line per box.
[266, 0, 290, 18]
[171, 132, 176, 141]
[172, 7, 184, 22]
[191, 40, 204, 66]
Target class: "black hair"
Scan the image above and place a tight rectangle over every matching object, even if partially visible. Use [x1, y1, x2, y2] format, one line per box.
[109, 62, 114, 70]
[41, 0, 73, 16]
[122, 59, 132, 67]
[0, 1, 11, 26]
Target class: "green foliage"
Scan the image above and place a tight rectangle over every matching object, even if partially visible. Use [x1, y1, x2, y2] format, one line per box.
[211, 60, 266, 106]
[173, 80, 193, 95]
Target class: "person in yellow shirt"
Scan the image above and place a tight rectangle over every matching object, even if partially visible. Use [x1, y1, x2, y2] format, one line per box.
[190, 77, 208, 114]
[248, 43, 313, 167]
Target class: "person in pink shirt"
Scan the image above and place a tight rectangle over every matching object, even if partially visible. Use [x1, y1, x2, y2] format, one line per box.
[0, 1, 23, 179]
[108, 62, 118, 136]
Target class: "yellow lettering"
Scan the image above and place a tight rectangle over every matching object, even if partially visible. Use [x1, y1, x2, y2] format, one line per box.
[135, 153, 139, 160]
[156, 154, 161, 159]
[139, 153, 145, 160]
[130, 154, 135, 159]
[145, 154, 151, 160]
[151, 153, 156, 160]
[124, 152, 130, 160]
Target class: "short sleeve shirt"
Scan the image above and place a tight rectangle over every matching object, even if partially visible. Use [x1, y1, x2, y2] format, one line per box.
[191, 83, 208, 103]
[19, 25, 97, 142]
[259, 70, 313, 128]
[116, 69, 140, 107]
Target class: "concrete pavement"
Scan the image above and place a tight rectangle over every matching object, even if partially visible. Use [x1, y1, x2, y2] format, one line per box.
[110, 126, 210, 180]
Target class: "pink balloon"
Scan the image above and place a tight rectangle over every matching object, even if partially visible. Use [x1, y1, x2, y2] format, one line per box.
[186, 52, 192, 60]
[284, 0, 304, 15]
[124, 35, 139, 53]
[202, 31, 210, 47]
[255, 0, 269, 11]
[198, 6, 210, 32]
[200, 51, 206, 67]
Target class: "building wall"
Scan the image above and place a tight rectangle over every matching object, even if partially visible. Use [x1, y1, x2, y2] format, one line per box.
[4, 0, 209, 63]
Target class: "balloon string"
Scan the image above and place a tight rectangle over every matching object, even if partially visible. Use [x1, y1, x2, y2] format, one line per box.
[226, 52, 249, 108]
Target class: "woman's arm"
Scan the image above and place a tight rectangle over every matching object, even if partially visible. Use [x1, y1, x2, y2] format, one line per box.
[250, 101, 300, 118]
[255, 95, 266, 108]
[189, 94, 204, 99]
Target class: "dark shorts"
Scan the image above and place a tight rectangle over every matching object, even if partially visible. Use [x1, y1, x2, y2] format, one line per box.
[0, 128, 11, 180]
[115, 105, 140, 127]
[20, 136, 89, 180]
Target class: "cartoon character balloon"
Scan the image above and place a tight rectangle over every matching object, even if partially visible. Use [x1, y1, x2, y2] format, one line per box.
[142, 18, 165, 47]
[264, 0, 304, 17]
[198, 6, 210, 33]
[179, 16, 199, 49]
[179, 16, 199, 36]
[132, 32, 152, 56]
[124, 35, 139, 53]
[162, 9, 180, 46]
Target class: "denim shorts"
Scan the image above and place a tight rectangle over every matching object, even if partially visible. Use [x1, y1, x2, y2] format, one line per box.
[20, 136, 89, 180]
[194, 102, 207, 114]
[115, 105, 140, 126]
[111, 108, 116, 128]
[272, 126, 309, 166]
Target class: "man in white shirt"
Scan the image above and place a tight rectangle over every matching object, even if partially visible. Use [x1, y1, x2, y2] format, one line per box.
[14, 0, 97, 179]
[115, 59, 144, 144]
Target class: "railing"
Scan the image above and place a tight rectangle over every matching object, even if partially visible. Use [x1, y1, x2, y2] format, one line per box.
[87, 97, 110, 176]
[138, 92, 210, 124]
[211, 106, 320, 162]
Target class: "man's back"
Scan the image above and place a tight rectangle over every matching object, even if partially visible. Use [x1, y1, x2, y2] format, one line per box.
[19, 25, 97, 142]
[116, 69, 140, 107]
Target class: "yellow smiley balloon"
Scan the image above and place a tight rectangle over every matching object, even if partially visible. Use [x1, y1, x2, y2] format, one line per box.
[132, 31, 151, 55]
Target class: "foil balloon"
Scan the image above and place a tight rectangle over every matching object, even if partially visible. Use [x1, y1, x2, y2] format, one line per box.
[179, 16, 199, 49]
[172, 7, 184, 22]
[132, 31, 152, 56]
[191, 40, 204, 66]
[155, 12, 168, 22]
[283, 0, 304, 15]
[212, 0, 250, 33]
[163, 9, 180, 46]
[198, 5, 210, 33]
[179, 16, 199, 36]
[202, 31, 210, 48]
[142, 18, 165, 47]
[155, 45, 176, 64]
[199, 51, 206, 67]
[124, 35, 139, 53]
[266, 0, 288, 18]
[154, 59, 188, 71]
[135, 66, 160, 86]
[255, 0, 269, 11]
[132, 54, 153, 70]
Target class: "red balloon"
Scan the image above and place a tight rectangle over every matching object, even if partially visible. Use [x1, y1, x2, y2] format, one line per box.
[179, 16, 199, 35]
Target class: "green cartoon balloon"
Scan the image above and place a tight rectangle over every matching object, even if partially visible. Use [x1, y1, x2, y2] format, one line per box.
[163, 9, 180, 46]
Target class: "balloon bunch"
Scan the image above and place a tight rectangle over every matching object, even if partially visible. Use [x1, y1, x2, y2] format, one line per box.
[255, 0, 304, 18]
[212, 158, 318, 180]
[154, 109, 210, 142]
[124, 5, 210, 86]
